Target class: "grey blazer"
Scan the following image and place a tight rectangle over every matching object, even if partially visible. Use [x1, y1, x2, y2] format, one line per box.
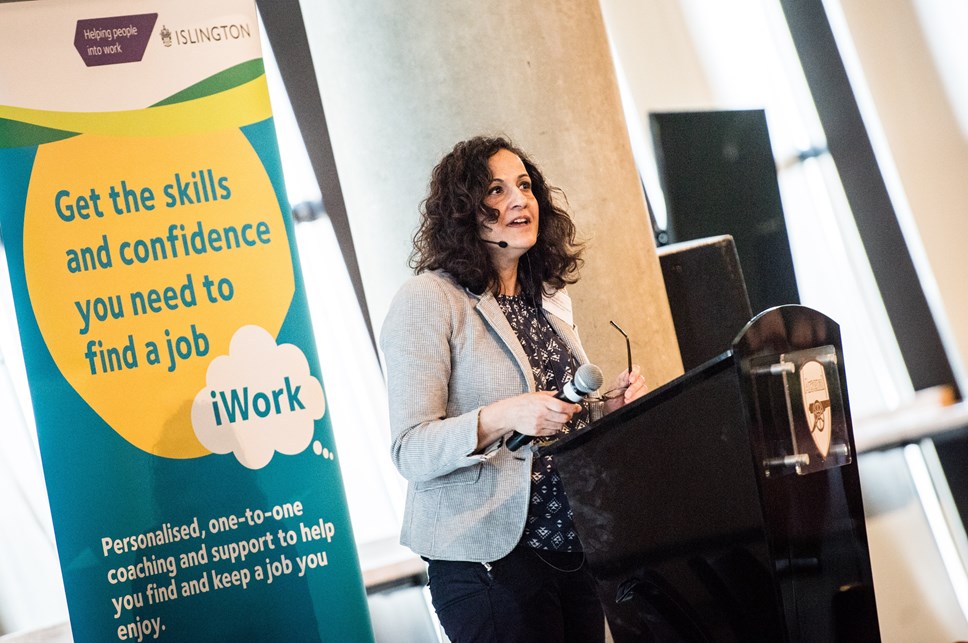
[380, 270, 600, 562]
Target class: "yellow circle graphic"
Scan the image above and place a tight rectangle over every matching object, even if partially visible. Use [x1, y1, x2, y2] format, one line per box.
[23, 131, 295, 458]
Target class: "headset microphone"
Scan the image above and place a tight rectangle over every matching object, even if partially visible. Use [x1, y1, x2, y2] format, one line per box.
[482, 239, 509, 248]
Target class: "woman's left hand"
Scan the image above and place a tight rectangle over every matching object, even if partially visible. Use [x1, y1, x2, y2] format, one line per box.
[603, 364, 648, 414]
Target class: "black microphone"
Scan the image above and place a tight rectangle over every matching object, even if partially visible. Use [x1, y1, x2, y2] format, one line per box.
[482, 239, 509, 248]
[505, 363, 604, 452]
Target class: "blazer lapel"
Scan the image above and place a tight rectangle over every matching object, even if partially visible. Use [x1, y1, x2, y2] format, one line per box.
[542, 290, 590, 367]
[475, 292, 537, 392]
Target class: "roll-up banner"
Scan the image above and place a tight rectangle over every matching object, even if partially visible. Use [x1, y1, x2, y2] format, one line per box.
[0, 1, 374, 640]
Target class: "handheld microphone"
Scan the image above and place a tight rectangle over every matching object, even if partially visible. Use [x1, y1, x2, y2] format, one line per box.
[483, 239, 509, 248]
[505, 363, 604, 451]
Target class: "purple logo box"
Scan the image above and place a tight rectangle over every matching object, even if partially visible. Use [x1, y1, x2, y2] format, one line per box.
[74, 13, 158, 67]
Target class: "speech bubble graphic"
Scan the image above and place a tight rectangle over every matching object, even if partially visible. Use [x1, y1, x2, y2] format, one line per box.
[22, 130, 295, 458]
[191, 325, 325, 469]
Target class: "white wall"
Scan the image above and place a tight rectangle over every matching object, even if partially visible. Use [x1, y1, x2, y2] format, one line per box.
[835, 0, 968, 390]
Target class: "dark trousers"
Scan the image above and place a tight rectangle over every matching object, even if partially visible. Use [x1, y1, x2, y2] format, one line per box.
[426, 546, 605, 643]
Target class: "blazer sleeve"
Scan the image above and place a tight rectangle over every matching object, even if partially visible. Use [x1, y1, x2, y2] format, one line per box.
[380, 276, 489, 483]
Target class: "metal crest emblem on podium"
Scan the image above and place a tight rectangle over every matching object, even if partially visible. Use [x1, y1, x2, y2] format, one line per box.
[750, 344, 851, 477]
[800, 359, 832, 458]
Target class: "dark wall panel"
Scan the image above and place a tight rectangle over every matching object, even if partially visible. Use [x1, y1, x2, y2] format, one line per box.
[658, 235, 753, 372]
[651, 109, 799, 317]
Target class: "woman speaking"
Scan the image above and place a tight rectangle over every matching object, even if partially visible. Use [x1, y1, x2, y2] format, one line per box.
[381, 135, 647, 642]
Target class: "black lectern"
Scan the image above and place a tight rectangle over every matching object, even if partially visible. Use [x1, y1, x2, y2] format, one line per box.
[540, 306, 880, 642]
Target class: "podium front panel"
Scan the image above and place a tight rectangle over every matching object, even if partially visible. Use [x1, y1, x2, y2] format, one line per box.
[547, 356, 786, 642]
[542, 306, 879, 642]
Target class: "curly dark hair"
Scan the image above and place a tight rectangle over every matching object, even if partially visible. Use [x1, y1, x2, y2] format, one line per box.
[411, 135, 584, 298]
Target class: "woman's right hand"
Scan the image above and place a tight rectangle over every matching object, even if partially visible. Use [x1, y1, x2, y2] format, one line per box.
[476, 391, 582, 451]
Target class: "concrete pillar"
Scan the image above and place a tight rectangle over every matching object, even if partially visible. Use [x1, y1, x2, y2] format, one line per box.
[300, 0, 682, 385]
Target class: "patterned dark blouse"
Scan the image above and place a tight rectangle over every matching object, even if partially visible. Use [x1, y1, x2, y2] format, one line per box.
[496, 294, 591, 552]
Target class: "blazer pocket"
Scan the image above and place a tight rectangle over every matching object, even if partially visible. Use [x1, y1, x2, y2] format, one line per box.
[414, 462, 483, 491]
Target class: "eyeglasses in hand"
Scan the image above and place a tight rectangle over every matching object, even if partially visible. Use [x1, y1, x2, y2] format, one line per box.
[588, 320, 633, 402]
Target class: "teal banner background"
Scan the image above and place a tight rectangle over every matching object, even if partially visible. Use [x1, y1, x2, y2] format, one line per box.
[0, 117, 375, 643]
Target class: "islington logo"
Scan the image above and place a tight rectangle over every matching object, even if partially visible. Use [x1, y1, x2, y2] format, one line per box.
[161, 22, 254, 47]
[73, 14, 158, 67]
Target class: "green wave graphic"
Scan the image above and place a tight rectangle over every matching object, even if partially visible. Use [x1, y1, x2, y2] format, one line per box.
[152, 58, 266, 107]
[0, 118, 78, 149]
